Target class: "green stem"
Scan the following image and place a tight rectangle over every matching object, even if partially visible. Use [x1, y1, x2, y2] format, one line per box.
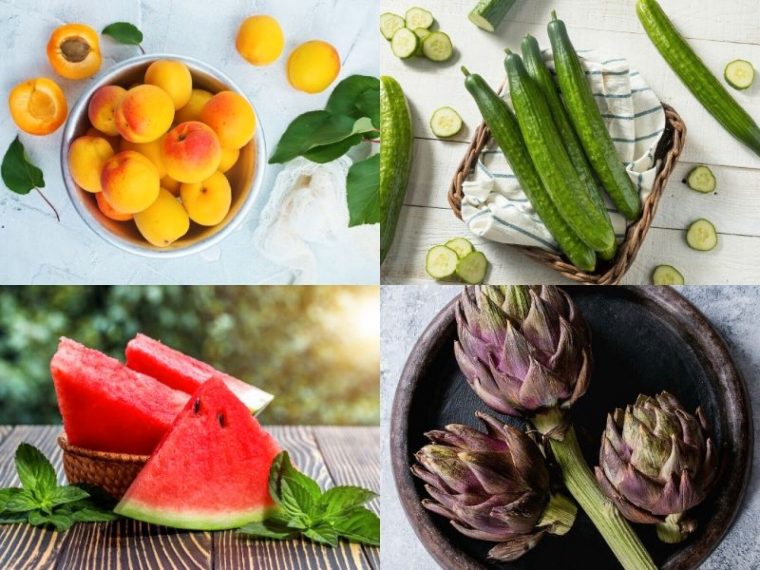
[537, 493, 577, 536]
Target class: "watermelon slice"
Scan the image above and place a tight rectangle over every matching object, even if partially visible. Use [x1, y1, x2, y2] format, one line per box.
[115, 378, 280, 530]
[125, 333, 273, 414]
[51, 338, 189, 455]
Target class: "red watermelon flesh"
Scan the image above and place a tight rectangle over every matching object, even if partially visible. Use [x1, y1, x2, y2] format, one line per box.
[125, 333, 273, 414]
[51, 338, 189, 455]
[114, 377, 280, 530]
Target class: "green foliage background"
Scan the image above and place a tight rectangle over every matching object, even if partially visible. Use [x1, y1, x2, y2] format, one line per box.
[0, 286, 380, 426]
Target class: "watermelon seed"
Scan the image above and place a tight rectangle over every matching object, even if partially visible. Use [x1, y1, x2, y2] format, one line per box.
[217, 412, 226, 427]
[193, 398, 201, 414]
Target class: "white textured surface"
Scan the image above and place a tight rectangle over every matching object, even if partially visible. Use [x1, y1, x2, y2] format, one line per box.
[0, 0, 379, 284]
[381, 284, 760, 569]
[380, 0, 760, 284]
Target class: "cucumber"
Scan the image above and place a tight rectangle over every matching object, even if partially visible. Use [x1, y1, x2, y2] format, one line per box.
[391, 28, 419, 59]
[380, 76, 414, 264]
[422, 32, 453, 62]
[683, 165, 716, 193]
[468, 0, 515, 32]
[724, 59, 754, 90]
[461, 66, 597, 272]
[637, 0, 760, 157]
[686, 219, 718, 251]
[651, 265, 685, 285]
[521, 34, 615, 258]
[414, 27, 432, 40]
[426, 245, 459, 279]
[444, 237, 474, 258]
[505, 49, 615, 252]
[548, 12, 642, 221]
[405, 7, 434, 30]
[380, 13, 405, 40]
[456, 251, 488, 284]
[430, 107, 463, 137]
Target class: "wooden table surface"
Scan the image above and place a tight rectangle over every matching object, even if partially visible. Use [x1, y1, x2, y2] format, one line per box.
[380, 0, 760, 285]
[0, 426, 379, 570]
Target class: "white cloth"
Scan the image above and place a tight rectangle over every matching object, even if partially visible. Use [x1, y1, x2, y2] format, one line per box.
[461, 49, 666, 251]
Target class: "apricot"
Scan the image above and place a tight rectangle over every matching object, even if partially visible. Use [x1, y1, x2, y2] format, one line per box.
[68, 135, 115, 193]
[101, 151, 161, 214]
[8, 78, 68, 135]
[287, 40, 340, 94]
[236, 15, 285, 66]
[121, 135, 167, 178]
[114, 85, 175, 144]
[163, 121, 222, 183]
[144, 60, 193, 110]
[95, 191, 133, 221]
[199, 91, 256, 149]
[218, 146, 239, 173]
[134, 188, 190, 247]
[174, 89, 213, 124]
[161, 176, 182, 196]
[88, 85, 126, 136]
[47, 24, 102, 80]
[86, 127, 120, 151]
[180, 171, 232, 226]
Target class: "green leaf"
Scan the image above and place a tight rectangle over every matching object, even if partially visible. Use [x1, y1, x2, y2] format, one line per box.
[238, 517, 295, 540]
[303, 134, 363, 164]
[356, 90, 380, 130]
[326, 76, 380, 120]
[15, 444, 57, 498]
[317, 486, 377, 519]
[269, 111, 356, 164]
[303, 522, 339, 546]
[66, 506, 118, 523]
[5, 490, 41, 513]
[2, 136, 45, 195]
[27, 510, 74, 531]
[0, 512, 28, 524]
[102, 22, 143, 46]
[269, 452, 322, 506]
[331, 507, 380, 546]
[49, 486, 90, 508]
[346, 154, 380, 227]
[0, 488, 22, 512]
[278, 478, 315, 528]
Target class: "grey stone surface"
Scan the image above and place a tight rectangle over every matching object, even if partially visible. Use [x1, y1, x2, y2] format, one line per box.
[381, 285, 760, 570]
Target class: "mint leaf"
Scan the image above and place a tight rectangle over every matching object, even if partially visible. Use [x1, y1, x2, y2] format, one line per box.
[346, 154, 380, 227]
[27, 510, 74, 532]
[102, 22, 143, 46]
[66, 505, 118, 523]
[15, 443, 57, 499]
[0, 512, 27, 524]
[5, 490, 40, 513]
[269, 111, 357, 164]
[304, 522, 339, 546]
[238, 517, 295, 540]
[326, 76, 379, 121]
[269, 452, 322, 505]
[2, 136, 44, 195]
[0, 488, 22, 511]
[318, 486, 377, 518]
[49, 486, 89, 508]
[332, 507, 380, 546]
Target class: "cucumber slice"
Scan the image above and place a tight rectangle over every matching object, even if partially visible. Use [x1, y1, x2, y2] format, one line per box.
[391, 28, 420, 59]
[414, 27, 431, 40]
[651, 265, 685, 285]
[683, 165, 716, 193]
[686, 219, 718, 251]
[405, 7, 434, 30]
[456, 251, 489, 284]
[469, 0, 516, 32]
[444, 237, 474, 258]
[380, 13, 406, 40]
[422, 31, 453, 62]
[430, 107, 463, 138]
[426, 245, 459, 279]
[724, 59, 755, 90]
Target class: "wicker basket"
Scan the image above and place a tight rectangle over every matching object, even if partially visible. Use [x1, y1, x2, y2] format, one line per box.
[58, 434, 148, 499]
[448, 103, 687, 285]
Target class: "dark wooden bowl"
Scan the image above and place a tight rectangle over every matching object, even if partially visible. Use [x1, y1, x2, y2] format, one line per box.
[391, 286, 753, 570]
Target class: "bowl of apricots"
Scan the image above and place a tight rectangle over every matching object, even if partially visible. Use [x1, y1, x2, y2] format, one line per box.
[61, 53, 265, 256]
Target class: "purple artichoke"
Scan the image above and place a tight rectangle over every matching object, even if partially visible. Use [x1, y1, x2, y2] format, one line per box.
[595, 391, 718, 543]
[454, 285, 591, 418]
[412, 412, 576, 561]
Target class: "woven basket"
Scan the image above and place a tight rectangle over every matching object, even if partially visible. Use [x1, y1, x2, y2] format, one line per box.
[58, 434, 148, 499]
[448, 103, 687, 285]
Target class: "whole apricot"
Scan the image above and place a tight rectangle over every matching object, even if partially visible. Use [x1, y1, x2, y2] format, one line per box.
[101, 151, 161, 214]
[218, 146, 239, 173]
[88, 85, 126, 136]
[68, 135, 115, 193]
[144, 60, 193, 110]
[115, 85, 175, 144]
[161, 176, 182, 196]
[86, 127, 120, 151]
[121, 135, 167, 178]
[236, 15, 285, 66]
[180, 171, 232, 226]
[174, 89, 213, 124]
[163, 121, 222, 183]
[47, 24, 102, 80]
[287, 40, 340, 94]
[8, 78, 68, 135]
[95, 191, 133, 221]
[199, 91, 256, 149]
[134, 188, 190, 247]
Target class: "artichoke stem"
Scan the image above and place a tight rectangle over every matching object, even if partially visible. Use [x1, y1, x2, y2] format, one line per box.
[656, 514, 690, 544]
[537, 493, 577, 536]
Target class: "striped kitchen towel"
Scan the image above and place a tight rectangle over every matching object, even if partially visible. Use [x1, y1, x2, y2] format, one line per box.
[461, 49, 666, 251]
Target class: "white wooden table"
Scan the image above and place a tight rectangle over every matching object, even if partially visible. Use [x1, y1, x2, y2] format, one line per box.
[380, 0, 760, 285]
[0, 0, 378, 285]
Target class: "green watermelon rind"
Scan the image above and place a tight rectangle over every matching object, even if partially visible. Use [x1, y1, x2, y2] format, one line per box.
[114, 500, 273, 531]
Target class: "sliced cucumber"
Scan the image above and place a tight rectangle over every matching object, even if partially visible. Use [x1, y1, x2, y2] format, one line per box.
[683, 165, 716, 193]
[456, 251, 489, 284]
[686, 219, 718, 251]
[468, 0, 516, 32]
[724, 59, 755, 90]
[426, 245, 459, 279]
[405, 7, 434, 30]
[380, 13, 406, 41]
[444, 237, 474, 258]
[414, 27, 432, 40]
[391, 28, 420, 59]
[651, 265, 685, 285]
[430, 107, 463, 138]
[422, 31, 453, 62]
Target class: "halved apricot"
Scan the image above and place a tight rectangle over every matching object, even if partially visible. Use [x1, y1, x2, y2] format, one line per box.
[8, 78, 68, 135]
[47, 24, 102, 80]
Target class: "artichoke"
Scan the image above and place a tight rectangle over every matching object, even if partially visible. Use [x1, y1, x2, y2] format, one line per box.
[411, 412, 577, 562]
[595, 391, 718, 543]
